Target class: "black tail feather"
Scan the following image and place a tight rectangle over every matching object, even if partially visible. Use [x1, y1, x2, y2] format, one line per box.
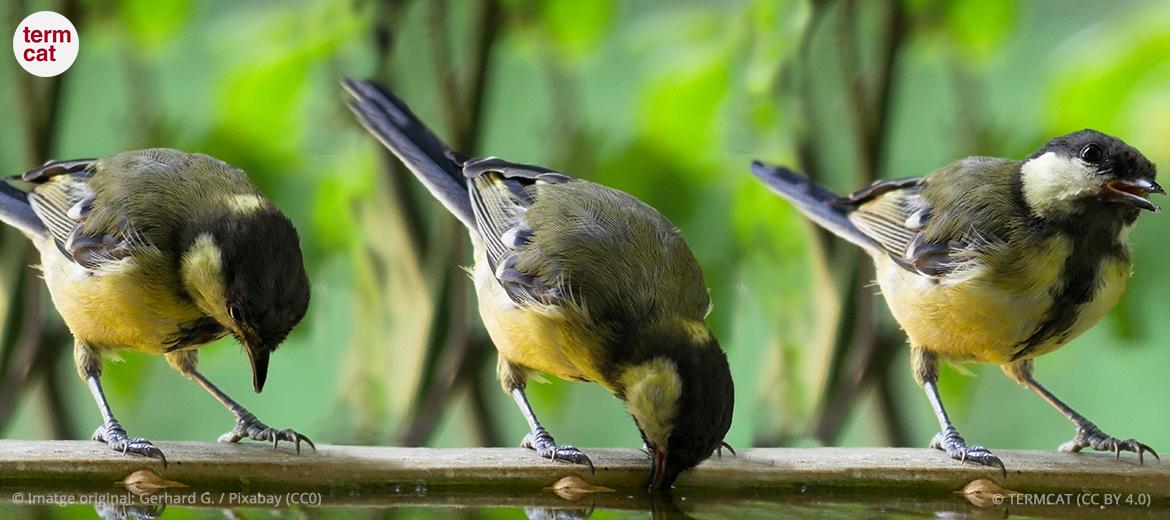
[342, 78, 477, 230]
[750, 161, 880, 254]
[0, 182, 44, 239]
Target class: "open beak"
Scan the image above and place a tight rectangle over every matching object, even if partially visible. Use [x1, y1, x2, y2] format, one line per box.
[649, 447, 669, 490]
[1105, 177, 1164, 212]
[244, 342, 270, 393]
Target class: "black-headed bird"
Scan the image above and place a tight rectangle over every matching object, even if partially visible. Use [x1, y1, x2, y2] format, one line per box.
[343, 78, 734, 490]
[0, 149, 313, 463]
[752, 130, 1160, 471]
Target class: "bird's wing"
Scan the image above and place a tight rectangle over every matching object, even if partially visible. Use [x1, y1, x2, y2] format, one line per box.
[846, 158, 1020, 280]
[21, 158, 95, 183]
[843, 178, 927, 269]
[464, 157, 573, 305]
[24, 159, 137, 271]
[845, 177, 965, 278]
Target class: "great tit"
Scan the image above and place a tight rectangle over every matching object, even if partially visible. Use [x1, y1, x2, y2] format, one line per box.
[752, 129, 1161, 471]
[0, 149, 313, 463]
[343, 78, 734, 491]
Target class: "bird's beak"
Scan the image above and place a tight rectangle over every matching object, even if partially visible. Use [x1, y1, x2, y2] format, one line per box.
[244, 341, 270, 393]
[649, 446, 669, 490]
[1105, 177, 1164, 212]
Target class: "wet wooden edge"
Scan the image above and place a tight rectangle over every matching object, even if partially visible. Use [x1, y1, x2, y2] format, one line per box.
[0, 441, 1165, 514]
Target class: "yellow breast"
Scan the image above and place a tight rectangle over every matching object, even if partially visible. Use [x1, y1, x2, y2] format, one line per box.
[875, 236, 1128, 363]
[39, 242, 204, 353]
[472, 246, 610, 389]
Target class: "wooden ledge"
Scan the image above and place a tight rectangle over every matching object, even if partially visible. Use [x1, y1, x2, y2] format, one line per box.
[0, 441, 1166, 511]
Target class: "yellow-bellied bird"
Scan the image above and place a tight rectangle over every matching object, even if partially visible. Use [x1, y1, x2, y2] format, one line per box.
[753, 130, 1160, 471]
[0, 150, 312, 463]
[344, 79, 734, 490]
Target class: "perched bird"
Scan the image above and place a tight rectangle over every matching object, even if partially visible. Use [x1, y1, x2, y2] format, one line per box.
[752, 130, 1160, 471]
[343, 78, 734, 490]
[0, 149, 313, 463]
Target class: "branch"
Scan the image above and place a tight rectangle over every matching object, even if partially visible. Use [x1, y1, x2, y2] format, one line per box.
[3, 442, 1165, 506]
[0, 0, 78, 440]
[806, 0, 907, 445]
[395, 0, 503, 447]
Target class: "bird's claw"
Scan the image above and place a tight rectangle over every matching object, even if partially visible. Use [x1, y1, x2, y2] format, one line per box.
[92, 420, 167, 467]
[1060, 423, 1159, 464]
[521, 427, 594, 472]
[930, 428, 1005, 476]
[218, 412, 315, 454]
[717, 440, 737, 458]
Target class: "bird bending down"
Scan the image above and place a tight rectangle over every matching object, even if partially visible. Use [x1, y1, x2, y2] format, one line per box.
[344, 78, 734, 491]
[0, 150, 313, 463]
[752, 129, 1160, 472]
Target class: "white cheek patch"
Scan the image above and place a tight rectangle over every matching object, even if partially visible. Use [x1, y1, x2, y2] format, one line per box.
[227, 194, 267, 213]
[679, 319, 712, 344]
[180, 233, 230, 323]
[620, 358, 682, 450]
[1021, 152, 1100, 218]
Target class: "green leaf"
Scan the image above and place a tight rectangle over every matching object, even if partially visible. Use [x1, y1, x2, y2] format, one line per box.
[118, 0, 193, 52]
[540, 0, 615, 61]
[945, 0, 1016, 60]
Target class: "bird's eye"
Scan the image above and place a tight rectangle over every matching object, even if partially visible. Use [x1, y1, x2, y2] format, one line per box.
[1080, 143, 1104, 163]
[228, 304, 242, 322]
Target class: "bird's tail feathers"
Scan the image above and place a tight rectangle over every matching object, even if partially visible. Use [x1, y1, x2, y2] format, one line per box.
[750, 161, 880, 254]
[342, 78, 477, 230]
[0, 181, 44, 240]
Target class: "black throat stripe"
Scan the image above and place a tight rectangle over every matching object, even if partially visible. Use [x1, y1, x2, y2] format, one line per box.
[1012, 223, 1126, 360]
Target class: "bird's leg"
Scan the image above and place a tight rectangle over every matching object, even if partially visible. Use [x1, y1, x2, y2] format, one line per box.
[77, 341, 166, 465]
[198, 371, 316, 453]
[923, 379, 1005, 472]
[1004, 359, 1157, 463]
[165, 351, 314, 453]
[510, 386, 594, 471]
[498, 358, 592, 469]
[913, 348, 1004, 474]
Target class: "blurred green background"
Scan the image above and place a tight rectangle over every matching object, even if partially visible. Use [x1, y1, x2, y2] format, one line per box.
[1, 0, 1168, 474]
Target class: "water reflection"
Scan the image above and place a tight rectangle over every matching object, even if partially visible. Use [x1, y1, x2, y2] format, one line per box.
[524, 505, 593, 520]
[94, 503, 164, 520]
[2, 488, 1164, 519]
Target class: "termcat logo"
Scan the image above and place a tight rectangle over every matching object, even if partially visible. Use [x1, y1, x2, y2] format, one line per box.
[12, 11, 78, 77]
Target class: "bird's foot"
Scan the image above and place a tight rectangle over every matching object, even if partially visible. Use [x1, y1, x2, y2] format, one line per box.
[717, 440, 737, 458]
[521, 427, 594, 472]
[930, 428, 1005, 476]
[218, 412, 315, 454]
[1060, 422, 1159, 464]
[92, 420, 167, 466]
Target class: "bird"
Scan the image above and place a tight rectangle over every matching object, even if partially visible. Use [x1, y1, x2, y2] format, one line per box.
[752, 129, 1161, 471]
[0, 149, 313, 464]
[343, 78, 734, 491]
